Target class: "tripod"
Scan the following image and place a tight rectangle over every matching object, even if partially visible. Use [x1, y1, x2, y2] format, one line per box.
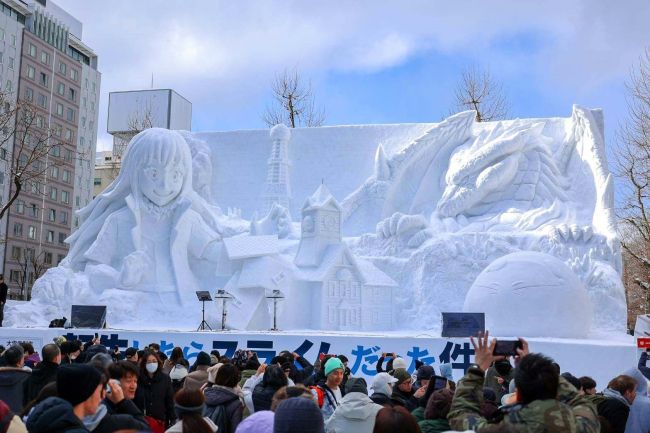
[196, 291, 213, 331]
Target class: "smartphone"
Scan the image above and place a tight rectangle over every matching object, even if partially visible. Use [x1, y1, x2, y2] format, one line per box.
[432, 375, 448, 391]
[94, 332, 99, 339]
[105, 383, 111, 394]
[493, 340, 523, 357]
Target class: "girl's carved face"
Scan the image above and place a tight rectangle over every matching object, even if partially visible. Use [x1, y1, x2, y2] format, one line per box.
[139, 160, 184, 207]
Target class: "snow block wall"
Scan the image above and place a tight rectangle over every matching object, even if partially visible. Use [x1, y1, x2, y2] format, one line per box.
[11, 107, 627, 338]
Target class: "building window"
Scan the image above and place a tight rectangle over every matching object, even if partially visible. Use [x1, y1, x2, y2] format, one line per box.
[0, 52, 3, 63]
[70, 69, 78, 81]
[27, 65, 35, 79]
[46, 230, 54, 243]
[90, 101, 95, 112]
[7, 57, 14, 69]
[11, 246, 21, 260]
[15, 200, 24, 214]
[0, 148, 5, 160]
[81, 116, 86, 127]
[29, 203, 39, 218]
[92, 82, 96, 92]
[94, 177, 101, 186]
[48, 208, 55, 221]
[64, 149, 72, 161]
[68, 88, 75, 102]
[25, 87, 33, 101]
[60, 211, 68, 224]
[57, 82, 64, 96]
[37, 93, 46, 108]
[64, 128, 72, 140]
[57, 254, 65, 265]
[39, 72, 48, 87]
[50, 166, 58, 178]
[66, 108, 74, 122]
[36, 115, 44, 128]
[28, 225, 36, 239]
[59, 61, 66, 75]
[10, 34, 15, 46]
[58, 232, 66, 244]
[43, 252, 52, 264]
[5, 80, 12, 92]
[40, 51, 49, 64]
[29, 43, 36, 57]
[13, 222, 22, 236]
[61, 190, 69, 204]
[52, 145, 60, 157]
[75, 195, 79, 206]
[9, 270, 19, 283]
[62, 169, 70, 183]
[55, 103, 63, 116]
[30, 180, 39, 194]
[49, 187, 57, 200]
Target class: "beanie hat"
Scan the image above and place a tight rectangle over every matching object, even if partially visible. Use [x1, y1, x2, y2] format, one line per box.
[424, 388, 454, 420]
[416, 365, 434, 381]
[274, 397, 324, 433]
[57, 364, 102, 406]
[392, 357, 408, 371]
[392, 368, 411, 385]
[371, 372, 398, 397]
[194, 351, 211, 367]
[345, 377, 368, 395]
[174, 401, 205, 419]
[237, 410, 274, 433]
[324, 357, 344, 377]
[207, 363, 223, 383]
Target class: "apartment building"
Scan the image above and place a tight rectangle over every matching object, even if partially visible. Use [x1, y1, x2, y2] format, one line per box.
[0, 0, 100, 299]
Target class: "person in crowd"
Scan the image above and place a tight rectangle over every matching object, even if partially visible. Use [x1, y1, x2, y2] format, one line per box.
[324, 377, 382, 433]
[311, 357, 345, 420]
[372, 405, 421, 433]
[163, 347, 189, 374]
[25, 343, 61, 401]
[0, 274, 7, 327]
[336, 355, 351, 390]
[579, 376, 597, 395]
[83, 337, 108, 362]
[234, 410, 274, 433]
[249, 364, 288, 412]
[238, 352, 261, 388]
[375, 352, 408, 374]
[60, 341, 82, 365]
[0, 399, 29, 433]
[637, 349, 649, 380]
[561, 372, 582, 390]
[271, 385, 315, 411]
[621, 367, 650, 433]
[207, 362, 224, 387]
[210, 350, 221, 366]
[165, 388, 217, 433]
[149, 343, 168, 362]
[21, 342, 40, 369]
[274, 397, 324, 433]
[184, 351, 212, 391]
[596, 374, 637, 433]
[0, 344, 29, 412]
[26, 364, 103, 433]
[417, 388, 452, 433]
[448, 331, 600, 433]
[413, 365, 434, 392]
[19, 382, 57, 420]
[82, 367, 149, 433]
[204, 363, 244, 433]
[89, 353, 113, 372]
[124, 347, 139, 365]
[480, 387, 499, 420]
[133, 350, 175, 430]
[275, 350, 314, 385]
[370, 372, 397, 406]
[484, 358, 515, 403]
[390, 368, 426, 411]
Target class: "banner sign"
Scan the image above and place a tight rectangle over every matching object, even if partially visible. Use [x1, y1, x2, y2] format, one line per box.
[0, 328, 637, 387]
[638, 337, 650, 349]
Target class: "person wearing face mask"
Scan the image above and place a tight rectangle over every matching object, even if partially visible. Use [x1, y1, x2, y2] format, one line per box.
[133, 350, 175, 432]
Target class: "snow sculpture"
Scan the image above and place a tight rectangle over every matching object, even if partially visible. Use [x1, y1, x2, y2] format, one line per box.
[463, 251, 592, 338]
[261, 124, 292, 213]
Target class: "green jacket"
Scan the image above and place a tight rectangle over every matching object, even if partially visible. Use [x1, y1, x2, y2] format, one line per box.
[448, 366, 600, 433]
[418, 418, 451, 433]
[411, 406, 425, 422]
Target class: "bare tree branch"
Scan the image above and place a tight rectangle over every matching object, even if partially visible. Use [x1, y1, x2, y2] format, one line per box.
[451, 65, 509, 122]
[262, 68, 325, 128]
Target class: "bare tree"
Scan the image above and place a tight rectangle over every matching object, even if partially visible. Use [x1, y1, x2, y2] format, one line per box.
[262, 69, 325, 128]
[14, 246, 48, 300]
[452, 65, 509, 122]
[616, 48, 650, 318]
[127, 101, 154, 134]
[0, 94, 73, 221]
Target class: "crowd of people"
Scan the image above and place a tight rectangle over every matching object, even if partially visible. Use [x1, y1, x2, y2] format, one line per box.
[0, 331, 647, 433]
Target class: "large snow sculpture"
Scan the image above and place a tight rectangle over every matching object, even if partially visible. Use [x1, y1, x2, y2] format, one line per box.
[463, 251, 592, 338]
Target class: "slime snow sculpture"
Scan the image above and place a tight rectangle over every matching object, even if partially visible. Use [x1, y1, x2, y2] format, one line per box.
[8, 107, 627, 338]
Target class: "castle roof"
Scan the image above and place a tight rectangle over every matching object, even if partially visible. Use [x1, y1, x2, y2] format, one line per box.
[303, 183, 341, 212]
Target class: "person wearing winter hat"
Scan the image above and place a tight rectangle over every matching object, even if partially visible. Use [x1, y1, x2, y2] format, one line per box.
[418, 388, 453, 433]
[324, 377, 382, 433]
[370, 372, 397, 406]
[391, 368, 425, 411]
[414, 365, 434, 391]
[274, 397, 324, 433]
[235, 410, 274, 433]
[184, 351, 212, 391]
[26, 364, 103, 433]
[311, 357, 344, 421]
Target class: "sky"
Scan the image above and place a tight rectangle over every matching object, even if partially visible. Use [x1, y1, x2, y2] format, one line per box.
[55, 0, 650, 157]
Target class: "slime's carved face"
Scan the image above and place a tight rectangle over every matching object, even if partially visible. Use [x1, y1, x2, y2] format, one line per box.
[139, 161, 184, 207]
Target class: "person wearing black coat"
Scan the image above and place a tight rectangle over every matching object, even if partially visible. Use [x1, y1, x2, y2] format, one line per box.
[251, 364, 288, 412]
[133, 351, 175, 427]
[0, 344, 30, 411]
[83, 380, 149, 433]
[596, 375, 638, 433]
[204, 364, 244, 433]
[276, 350, 314, 385]
[639, 350, 650, 381]
[25, 344, 61, 401]
[26, 397, 90, 433]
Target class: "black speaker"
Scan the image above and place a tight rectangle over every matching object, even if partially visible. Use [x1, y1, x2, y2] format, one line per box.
[71, 305, 106, 328]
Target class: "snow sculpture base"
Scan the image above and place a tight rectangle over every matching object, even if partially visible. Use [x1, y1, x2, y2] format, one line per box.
[463, 251, 592, 338]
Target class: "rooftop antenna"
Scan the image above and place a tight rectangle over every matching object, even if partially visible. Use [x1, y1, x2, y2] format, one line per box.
[150, 73, 154, 89]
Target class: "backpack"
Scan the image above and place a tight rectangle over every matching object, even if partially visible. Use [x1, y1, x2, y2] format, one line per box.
[206, 404, 231, 433]
[310, 385, 325, 408]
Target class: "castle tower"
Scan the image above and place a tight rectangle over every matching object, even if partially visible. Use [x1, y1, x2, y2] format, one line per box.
[294, 183, 342, 267]
[261, 124, 292, 213]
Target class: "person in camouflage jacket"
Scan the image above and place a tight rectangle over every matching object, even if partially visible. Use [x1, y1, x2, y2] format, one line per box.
[448, 332, 600, 433]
